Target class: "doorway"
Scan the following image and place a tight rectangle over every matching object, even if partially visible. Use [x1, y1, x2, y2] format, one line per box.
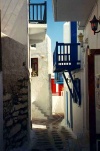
[88, 49, 100, 151]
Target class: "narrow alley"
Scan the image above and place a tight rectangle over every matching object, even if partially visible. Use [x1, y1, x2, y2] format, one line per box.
[11, 113, 89, 151]
[31, 114, 74, 151]
[29, 114, 89, 151]
[1, 0, 100, 151]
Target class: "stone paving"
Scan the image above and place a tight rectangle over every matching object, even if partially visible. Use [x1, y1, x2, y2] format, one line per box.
[31, 114, 73, 151]
[11, 114, 90, 151]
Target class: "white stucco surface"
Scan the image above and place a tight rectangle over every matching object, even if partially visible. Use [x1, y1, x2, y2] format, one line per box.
[84, 1, 100, 49]
[83, 0, 100, 133]
[62, 22, 88, 137]
[31, 103, 47, 120]
[52, 94, 64, 114]
[63, 22, 71, 43]
[62, 3, 100, 136]
[31, 35, 52, 118]
[63, 72, 84, 136]
[1, 0, 28, 45]
[29, 24, 47, 44]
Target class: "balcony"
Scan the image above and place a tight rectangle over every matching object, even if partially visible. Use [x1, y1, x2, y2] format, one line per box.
[53, 42, 81, 72]
[55, 73, 63, 84]
[52, 0, 96, 29]
[28, 1, 47, 44]
[29, 1, 47, 24]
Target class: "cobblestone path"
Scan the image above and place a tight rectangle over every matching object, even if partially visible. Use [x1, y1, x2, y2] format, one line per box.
[31, 114, 73, 151]
[11, 114, 90, 151]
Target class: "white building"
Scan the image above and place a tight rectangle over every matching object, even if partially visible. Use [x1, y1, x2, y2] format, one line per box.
[52, 0, 100, 150]
[61, 22, 87, 138]
[31, 35, 52, 120]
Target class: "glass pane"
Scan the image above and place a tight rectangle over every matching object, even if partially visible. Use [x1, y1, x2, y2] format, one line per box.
[95, 55, 100, 134]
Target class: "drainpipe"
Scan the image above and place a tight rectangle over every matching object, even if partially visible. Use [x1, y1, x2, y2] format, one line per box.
[0, 9, 4, 151]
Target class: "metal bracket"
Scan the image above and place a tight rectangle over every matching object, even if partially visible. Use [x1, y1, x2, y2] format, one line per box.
[62, 72, 81, 105]
[62, 72, 74, 98]
[68, 71, 80, 101]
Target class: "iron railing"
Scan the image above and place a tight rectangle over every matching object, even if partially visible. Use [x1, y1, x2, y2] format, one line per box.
[29, 1, 47, 24]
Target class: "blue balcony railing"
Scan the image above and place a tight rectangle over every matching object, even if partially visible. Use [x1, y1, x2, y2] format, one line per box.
[55, 73, 63, 84]
[53, 42, 81, 72]
[29, 1, 47, 24]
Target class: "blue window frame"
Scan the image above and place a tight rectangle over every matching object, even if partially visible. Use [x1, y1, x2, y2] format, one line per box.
[55, 72, 63, 84]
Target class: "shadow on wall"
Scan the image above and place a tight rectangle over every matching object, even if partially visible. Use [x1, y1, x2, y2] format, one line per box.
[1, 34, 28, 92]
[1, 34, 29, 151]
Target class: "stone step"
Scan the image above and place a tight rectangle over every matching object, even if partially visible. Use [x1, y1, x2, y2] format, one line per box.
[33, 102, 49, 118]
[32, 103, 47, 120]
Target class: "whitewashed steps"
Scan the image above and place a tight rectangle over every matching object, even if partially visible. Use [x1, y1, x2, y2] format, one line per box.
[32, 102, 48, 120]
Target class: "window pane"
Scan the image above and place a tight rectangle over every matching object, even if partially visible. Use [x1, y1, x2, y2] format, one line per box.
[31, 58, 38, 77]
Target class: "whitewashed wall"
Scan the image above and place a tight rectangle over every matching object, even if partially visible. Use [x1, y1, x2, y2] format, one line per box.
[63, 2, 100, 136]
[83, 0, 100, 132]
[63, 22, 71, 43]
[63, 72, 84, 136]
[83, 0, 100, 133]
[1, 0, 28, 45]
[84, 1, 100, 49]
[62, 22, 88, 137]
[31, 35, 52, 118]
[51, 74, 64, 114]
[52, 94, 64, 114]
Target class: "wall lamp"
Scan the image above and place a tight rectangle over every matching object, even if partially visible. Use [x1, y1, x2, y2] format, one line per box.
[78, 33, 84, 43]
[78, 33, 84, 47]
[90, 15, 100, 35]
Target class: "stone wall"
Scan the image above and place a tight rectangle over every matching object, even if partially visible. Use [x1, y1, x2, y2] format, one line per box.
[2, 34, 29, 151]
[3, 78, 28, 150]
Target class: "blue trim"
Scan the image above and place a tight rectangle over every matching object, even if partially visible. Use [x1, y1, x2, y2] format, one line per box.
[70, 92, 73, 129]
[29, 1, 47, 24]
[66, 92, 68, 125]
[71, 22, 77, 62]
[63, 72, 81, 106]
[73, 78, 81, 106]
[63, 73, 74, 98]
[53, 42, 80, 72]
[66, 91, 71, 128]
[71, 22, 77, 43]
[54, 73, 63, 84]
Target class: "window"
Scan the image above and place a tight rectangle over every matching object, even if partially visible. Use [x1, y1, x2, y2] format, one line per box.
[31, 58, 38, 77]
[55, 72, 63, 84]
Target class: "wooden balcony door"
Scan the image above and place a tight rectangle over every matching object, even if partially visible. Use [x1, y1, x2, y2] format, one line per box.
[88, 49, 100, 151]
